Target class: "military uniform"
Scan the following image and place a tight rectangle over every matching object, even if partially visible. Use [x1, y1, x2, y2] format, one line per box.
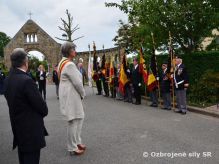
[160, 68, 171, 110]
[174, 63, 189, 114]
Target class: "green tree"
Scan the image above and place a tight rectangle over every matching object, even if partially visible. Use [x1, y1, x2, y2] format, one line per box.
[0, 32, 10, 57]
[56, 9, 84, 42]
[106, 0, 219, 53]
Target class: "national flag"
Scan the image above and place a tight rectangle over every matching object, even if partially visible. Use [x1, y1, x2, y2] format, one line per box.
[88, 49, 93, 87]
[147, 49, 157, 92]
[92, 42, 99, 81]
[119, 55, 129, 95]
[93, 42, 97, 72]
[139, 47, 148, 84]
[109, 56, 115, 85]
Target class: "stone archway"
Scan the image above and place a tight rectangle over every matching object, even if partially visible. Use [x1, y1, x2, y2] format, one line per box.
[4, 19, 61, 70]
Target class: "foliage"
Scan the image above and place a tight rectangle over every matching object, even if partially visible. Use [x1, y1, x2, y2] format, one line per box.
[28, 56, 48, 73]
[56, 9, 84, 42]
[106, 0, 219, 53]
[206, 37, 219, 51]
[188, 70, 219, 107]
[155, 51, 219, 106]
[0, 32, 10, 57]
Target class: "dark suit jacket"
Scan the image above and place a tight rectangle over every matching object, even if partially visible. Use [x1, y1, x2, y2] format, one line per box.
[160, 70, 171, 93]
[4, 68, 48, 152]
[52, 70, 59, 85]
[174, 64, 189, 90]
[36, 71, 47, 84]
[131, 65, 142, 86]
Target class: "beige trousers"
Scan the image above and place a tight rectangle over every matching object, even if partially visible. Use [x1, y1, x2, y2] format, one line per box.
[67, 118, 84, 151]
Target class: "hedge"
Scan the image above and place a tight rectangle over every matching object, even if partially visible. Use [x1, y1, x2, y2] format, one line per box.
[156, 51, 219, 107]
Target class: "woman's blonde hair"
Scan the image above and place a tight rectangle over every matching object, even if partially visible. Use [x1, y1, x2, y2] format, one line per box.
[39, 65, 45, 71]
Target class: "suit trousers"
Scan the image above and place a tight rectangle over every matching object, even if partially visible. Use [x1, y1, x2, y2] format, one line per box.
[150, 89, 158, 105]
[67, 118, 84, 152]
[38, 81, 46, 99]
[55, 84, 59, 97]
[124, 84, 132, 102]
[175, 89, 187, 112]
[162, 92, 171, 109]
[133, 85, 141, 103]
[18, 148, 40, 164]
[96, 80, 102, 94]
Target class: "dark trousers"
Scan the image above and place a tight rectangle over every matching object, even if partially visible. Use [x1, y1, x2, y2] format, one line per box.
[110, 86, 116, 98]
[102, 79, 109, 96]
[133, 85, 141, 103]
[150, 89, 158, 105]
[96, 79, 102, 94]
[124, 84, 132, 102]
[18, 149, 40, 164]
[38, 81, 46, 100]
[162, 92, 171, 109]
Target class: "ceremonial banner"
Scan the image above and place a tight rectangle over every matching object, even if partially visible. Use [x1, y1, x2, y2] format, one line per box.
[119, 55, 129, 95]
[88, 50, 93, 87]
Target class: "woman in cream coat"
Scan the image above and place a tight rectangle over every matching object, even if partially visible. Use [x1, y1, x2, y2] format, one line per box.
[58, 42, 86, 155]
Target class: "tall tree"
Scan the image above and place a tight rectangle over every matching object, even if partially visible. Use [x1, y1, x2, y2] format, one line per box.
[106, 0, 219, 53]
[56, 9, 84, 42]
[0, 32, 10, 57]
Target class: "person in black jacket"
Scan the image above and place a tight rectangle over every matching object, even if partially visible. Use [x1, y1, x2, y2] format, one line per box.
[160, 62, 171, 110]
[124, 63, 132, 103]
[132, 58, 142, 105]
[52, 65, 59, 99]
[174, 56, 189, 115]
[36, 65, 47, 100]
[4, 48, 48, 164]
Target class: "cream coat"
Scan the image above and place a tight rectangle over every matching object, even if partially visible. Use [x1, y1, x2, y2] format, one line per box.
[58, 58, 86, 121]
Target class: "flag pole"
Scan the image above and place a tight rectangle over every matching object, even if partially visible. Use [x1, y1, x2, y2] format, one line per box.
[169, 31, 175, 109]
[151, 32, 161, 107]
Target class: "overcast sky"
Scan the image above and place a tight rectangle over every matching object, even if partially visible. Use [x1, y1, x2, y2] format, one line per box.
[0, 0, 127, 53]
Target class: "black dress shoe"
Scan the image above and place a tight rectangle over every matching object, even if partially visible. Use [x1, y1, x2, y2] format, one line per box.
[175, 110, 182, 113]
[181, 112, 187, 115]
[161, 107, 168, 110]
[135, 102, 141, 105]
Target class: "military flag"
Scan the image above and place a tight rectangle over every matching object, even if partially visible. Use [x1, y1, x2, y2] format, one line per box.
[119, 54, 129, 95]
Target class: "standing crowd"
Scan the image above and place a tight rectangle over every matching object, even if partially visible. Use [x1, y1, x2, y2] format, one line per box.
[92, 55, 189, 115]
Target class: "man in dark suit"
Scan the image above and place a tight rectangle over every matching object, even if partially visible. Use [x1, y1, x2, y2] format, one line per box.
[174, 56, 189, 115]
[160, 62, 171, 110]
[132, 58, 142, 105]
[4, 48, 48, 164]
[53, 65, 59, 99]
[96, 62, 102, 95]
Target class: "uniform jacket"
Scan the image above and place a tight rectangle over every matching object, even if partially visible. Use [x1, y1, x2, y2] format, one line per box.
[160, 69, 171, 93]
[58, 58, 86, 121]
[4, 68, 48, 152]
[174, 63, 189, 90]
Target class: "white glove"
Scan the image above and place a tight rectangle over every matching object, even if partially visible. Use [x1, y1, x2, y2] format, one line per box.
[138, 83, 141, 87]
[156, 77, 160, 81]
[127, 69, 130, 73]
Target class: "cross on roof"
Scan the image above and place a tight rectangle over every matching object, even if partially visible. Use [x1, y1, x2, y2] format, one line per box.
[28, 11, 33, 19]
